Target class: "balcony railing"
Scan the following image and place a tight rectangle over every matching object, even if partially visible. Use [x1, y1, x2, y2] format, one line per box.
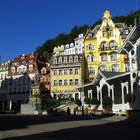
[98, 46, 118, 51]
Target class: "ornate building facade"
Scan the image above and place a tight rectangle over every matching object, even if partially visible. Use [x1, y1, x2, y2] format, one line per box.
[84, 10, 131, 81]
[50, 54, 84, 99]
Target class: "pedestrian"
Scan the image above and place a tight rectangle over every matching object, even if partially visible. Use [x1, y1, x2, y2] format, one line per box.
[67, 107, 71, 116]
[74, 107, 77, 116]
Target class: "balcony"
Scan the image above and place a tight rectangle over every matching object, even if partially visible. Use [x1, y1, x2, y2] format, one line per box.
[98, 46, 118, 51]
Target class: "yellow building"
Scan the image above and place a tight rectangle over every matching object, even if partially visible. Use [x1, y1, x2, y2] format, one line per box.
[84, 10, 131, 81]
[50, 45, 84, 99]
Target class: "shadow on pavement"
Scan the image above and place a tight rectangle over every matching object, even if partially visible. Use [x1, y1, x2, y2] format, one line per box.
[2, 119, 140, 140]
[0, 114, 114, 131]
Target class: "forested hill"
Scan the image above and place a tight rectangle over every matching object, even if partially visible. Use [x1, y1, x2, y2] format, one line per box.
[35, 9, 140, 57]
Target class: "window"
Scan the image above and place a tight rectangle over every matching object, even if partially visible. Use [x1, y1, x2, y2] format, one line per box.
[91, 55, 95, 62]
[23, 67, 26, 73]
[75, 79, 78, 85]
[75, 68, 78, 74]
[69, 56, 73, 63]
[59, 70, 62, 75]
[100, 42, 107, 50]
[59, 80, 62, 86]
[74, 56, 78, 63]
[110, 30, 113, 36]
[58, 57, 62, 64]
[54, 80, 58, 86]
[87, 55, 91, 62]
[64, 80, 68, 85]
[53, 70, 57, 75]
[101, 53, 107, 61]
[88, 67, 95, 74]
[110, 41, 116, 49]
[29, 65, 33, 72]
[112, 64, 119, 72]
[69, 69, 73, 75]
[87, 44, 93, 51]
[111, 53, 117, 61]
[53, 58, 57, 64]
[103, 31, 107, 37]
[125, 30, 129, 35]
[125, 63, 130, 72]
[69, 79, 73, 85]
[64, 57, 67, 63]
[11, 67, 16, 74]
[64, 69, 68, 75]
[100, 65, 107, 71]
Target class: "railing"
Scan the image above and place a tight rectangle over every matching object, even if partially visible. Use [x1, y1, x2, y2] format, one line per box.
[98, 46, 118, 51]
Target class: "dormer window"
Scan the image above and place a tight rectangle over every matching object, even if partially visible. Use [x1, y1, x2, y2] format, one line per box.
[22, 61, 26, 64]
[103, 31, 107, 37]
[29, 60, 33, 63]
[30, 55, 34, 58]
[125, 30, 129, 35]
[11, 67, 16, 74]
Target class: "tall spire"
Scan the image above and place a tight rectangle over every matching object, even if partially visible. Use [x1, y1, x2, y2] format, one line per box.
[103, 10, 111, 19]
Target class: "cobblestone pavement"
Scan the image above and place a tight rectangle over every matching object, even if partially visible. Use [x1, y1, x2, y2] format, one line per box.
[0, 115, 139, 140]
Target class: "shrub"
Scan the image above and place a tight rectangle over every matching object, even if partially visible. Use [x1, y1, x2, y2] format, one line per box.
[84, 97, 90, 104]
[124, 94, 132, 103]
[90, 96, 99, 105]
[102, 95, 112, 109]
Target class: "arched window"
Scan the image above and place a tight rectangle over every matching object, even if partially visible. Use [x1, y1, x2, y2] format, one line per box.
[74, 55, 78, 63]
[63, 57, 67, 63]
[110, 40, 116, 49]
[100, 41, 107, 50]
[64, 69, 68, 75]
[69, 56, 73, 63]
[53, 58, 57, 64]
[58, 57, 62, 64]
[86, 44, 94, 51]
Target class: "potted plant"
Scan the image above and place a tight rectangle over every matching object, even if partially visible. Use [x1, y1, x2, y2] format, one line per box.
[90, 96, 99, 109]
[124, 93, 132, 118]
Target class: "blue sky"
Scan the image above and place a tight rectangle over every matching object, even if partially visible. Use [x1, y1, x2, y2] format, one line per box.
[0, 0, 140, 61]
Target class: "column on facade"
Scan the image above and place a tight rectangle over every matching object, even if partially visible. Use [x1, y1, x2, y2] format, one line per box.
[110, 85, 114, 104]
[88, 89, 92, 99]
[121, 82, 128, 104]
[97, 86, 100, 101]
[121, 83, 125, 105]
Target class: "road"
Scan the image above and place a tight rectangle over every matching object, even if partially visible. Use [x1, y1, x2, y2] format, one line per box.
[0, 114, 139, 140]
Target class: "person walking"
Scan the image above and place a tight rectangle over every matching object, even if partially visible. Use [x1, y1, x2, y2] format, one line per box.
[67, 107, 71, 117]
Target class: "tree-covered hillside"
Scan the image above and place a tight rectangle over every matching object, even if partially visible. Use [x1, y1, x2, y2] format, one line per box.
[35, 9, 140, 57]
